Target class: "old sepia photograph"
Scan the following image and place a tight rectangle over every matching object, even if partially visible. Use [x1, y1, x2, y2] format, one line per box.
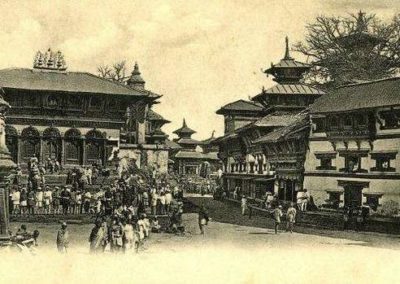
[1, 0, 400, 283]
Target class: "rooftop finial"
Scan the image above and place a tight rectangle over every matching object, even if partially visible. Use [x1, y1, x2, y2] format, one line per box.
[33, 48, 67, 72]
[211, 130, 215, 138]
[127, 61, 145, 89]
[284, 36, 292, 60]
[183, 118, 187, 128]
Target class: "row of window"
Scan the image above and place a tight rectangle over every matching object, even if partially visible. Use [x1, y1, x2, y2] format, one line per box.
[313, 113, 368, 133]
[5, 94, 125, 111]
[316, 153, 397, 172]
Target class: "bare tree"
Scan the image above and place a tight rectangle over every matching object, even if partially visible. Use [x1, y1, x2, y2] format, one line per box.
[294, 11, 400, 89]
[97, 60, 128, 83]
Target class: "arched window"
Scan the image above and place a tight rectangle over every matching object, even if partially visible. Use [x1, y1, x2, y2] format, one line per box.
[21, 126, 40, 161]
[86, 129, 105, 165]
[65, 128, 82, 165]
[43, 127, 61, 162]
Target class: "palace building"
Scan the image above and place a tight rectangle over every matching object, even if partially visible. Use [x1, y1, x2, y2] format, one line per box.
[2, 49, 169, 170]
[214, 37, 324, 201]
[305, 77, 400, 211]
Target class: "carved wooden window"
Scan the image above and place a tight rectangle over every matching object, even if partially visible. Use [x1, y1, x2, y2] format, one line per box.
[89, 96, 103, 109]
[313, 118, 325, 133]
[338, 150, 368, 173]
[315, 152, 336, 170]
[68, 95, 81, 109]
[66, 141, 80, 161]
[329, 116, 339, 130]
[21, 126, 40, 160]
[363, 194, 383, 211]
[87, 143, 100, 161]
[47, 95, 58, 107]
[370, 152, 397, 172]
[355, 114, 367, 128]
[379, 110, 400, 129]
[343, 115, 353, 129]
[65, 128, 82, 164]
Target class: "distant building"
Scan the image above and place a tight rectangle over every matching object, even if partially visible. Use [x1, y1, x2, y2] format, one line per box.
[170, 119, 220, 176]
[305, 77, 400, 211]
[3, 49, 169, 171]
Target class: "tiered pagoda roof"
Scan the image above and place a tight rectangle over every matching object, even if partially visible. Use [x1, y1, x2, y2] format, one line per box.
[216, 99, 264, 115]
[147, 109, 170, 123]
[252, 37, 324, 108]
[173, 119, 196, 137]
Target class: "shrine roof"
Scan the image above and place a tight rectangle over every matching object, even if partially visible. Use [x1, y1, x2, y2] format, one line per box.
[252, 84, 324, 100]
[253, 113, 309, 143]
[237, 112, 302, 131]
[0, 68, 149, 97]
[176, 138, 203, 145]
[175, 150, 219, 160]
[147, 109, 170, 123]
[165, 139, 183, 150]
[216, 99, 264, 114]
[310, 77, 400, 114]
[265, 59, 311, 72]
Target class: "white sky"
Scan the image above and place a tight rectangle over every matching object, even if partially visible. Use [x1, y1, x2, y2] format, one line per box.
[0, 0, 398, 140]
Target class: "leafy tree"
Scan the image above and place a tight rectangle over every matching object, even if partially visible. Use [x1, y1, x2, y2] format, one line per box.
[294, 11, 400, 89]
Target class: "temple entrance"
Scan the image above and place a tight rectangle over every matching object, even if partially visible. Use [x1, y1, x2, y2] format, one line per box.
[64, 128, 83, 165]
[20, 126, 40, 162]
[344, 186, 363, 208]
[86, 129, 105, 166]
[42, 127, 62, 162]
[338, 180, 369, 209]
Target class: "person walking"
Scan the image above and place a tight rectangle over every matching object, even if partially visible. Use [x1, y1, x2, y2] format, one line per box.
[241, 195, 248, 216]
[89, 220, 107, 253]
[286, 203, 297, 233]
[198, 205, 209, 235]
[56, 222, 69, 253]
[273, 205, 283, 234]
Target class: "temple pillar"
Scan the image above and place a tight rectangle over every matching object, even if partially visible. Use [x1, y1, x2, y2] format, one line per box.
[39, 137, 43, 163]
[82, 139, 86, 166]
[61, 138, 65, 165]
[17, 137, 21, 165]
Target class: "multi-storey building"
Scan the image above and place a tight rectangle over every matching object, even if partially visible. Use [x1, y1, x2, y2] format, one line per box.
[305, 77, 400, 211]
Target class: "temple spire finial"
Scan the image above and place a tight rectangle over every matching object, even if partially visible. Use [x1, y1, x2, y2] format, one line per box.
[134, 61, 140, 73]
[127, 61, 145, 89]
[284, 36, 292, 60]
[182, 118, 187, 128]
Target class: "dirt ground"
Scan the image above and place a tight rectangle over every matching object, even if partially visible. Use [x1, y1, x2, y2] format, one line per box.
[4, 198, 400, 284]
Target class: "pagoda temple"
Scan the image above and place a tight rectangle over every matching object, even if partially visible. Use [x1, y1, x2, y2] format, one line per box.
[213, 37, 324, 202]
[170, 119, 220, 176]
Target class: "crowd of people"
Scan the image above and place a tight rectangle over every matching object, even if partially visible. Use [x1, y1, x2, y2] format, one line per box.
[8, 156, 185, 219]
